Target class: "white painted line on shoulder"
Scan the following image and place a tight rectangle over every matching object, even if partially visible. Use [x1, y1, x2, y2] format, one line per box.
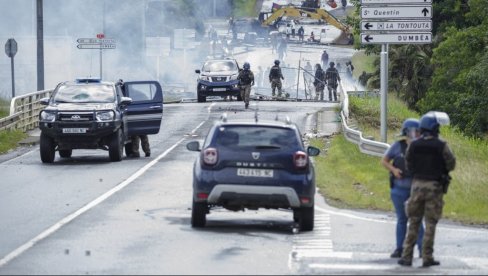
[1, 148, 36, 165]
[309, 262, 393, 270]
[0, 119, 209, 268]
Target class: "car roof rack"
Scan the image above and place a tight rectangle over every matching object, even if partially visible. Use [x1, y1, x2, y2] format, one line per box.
[76, 78, 101, 84]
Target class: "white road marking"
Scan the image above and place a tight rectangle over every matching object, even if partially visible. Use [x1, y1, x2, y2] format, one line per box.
[0, 113, 214, 268]
[309, 263, 395, 270]
[1, 148, 37, 165]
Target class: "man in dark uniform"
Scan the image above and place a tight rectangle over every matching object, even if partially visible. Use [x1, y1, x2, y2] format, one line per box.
[325, 61, 341, 101]
[313, 64, 326, 101]
[398, 111, 456, 267]
[237, 62, 254, 109]
[269, 60, 284, 97]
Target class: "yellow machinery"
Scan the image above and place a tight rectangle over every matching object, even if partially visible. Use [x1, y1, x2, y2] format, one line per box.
[259, 6, 349, 34]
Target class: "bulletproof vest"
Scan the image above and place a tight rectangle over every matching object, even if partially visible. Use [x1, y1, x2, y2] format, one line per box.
[240, 70, 252, 85]
[326, 68, 339, 83]
[270, 66, 281, 79]
[392, 140, 411, 178]
[408, 137, 446, 180]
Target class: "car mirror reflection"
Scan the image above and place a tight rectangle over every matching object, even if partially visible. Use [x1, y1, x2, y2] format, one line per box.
[40, 97, 50, 105]
[195, 69, 201, 74]
[187, 141, 201, 152]
[307, 146, 320, 156]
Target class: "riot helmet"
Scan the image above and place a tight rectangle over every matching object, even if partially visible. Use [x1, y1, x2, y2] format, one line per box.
[329, 61, 335, 68]
[274, 60, 280, 65]
[401, 118, 420, 138]
[243, 62, 250, 70]
[419, 111, 450, 136]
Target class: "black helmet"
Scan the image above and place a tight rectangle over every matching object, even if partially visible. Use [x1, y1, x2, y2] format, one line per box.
[243, 62, 250, 70]
[329, 61, 335, 67]
[274, 60, 280, 65]
[401, 118, 420, 136]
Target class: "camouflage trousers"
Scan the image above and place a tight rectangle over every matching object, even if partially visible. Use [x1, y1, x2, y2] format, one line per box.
[314, 83, 325, 101]
[240, 84, 252, 104]
[131, 135, 150, 156]
[270, 78, 282, 96]
[402, 179, 444, 262]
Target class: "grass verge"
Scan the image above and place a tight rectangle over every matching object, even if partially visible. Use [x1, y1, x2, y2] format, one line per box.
[0, 98, 9, 118]
[0, 130, 27, 154]
[351, 50, 377, 79]
[313, 94, 488, 225]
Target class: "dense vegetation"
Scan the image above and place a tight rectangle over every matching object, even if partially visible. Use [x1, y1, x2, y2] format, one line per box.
[347, 0, 488, 138]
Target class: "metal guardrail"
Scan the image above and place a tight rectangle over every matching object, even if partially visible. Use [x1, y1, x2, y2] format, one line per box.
[339, 82, 390, 157]
[8, 89, 53, 132]
[0, 113, 21, 131]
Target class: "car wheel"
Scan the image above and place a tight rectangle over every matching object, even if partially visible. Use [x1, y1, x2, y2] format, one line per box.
[125, 142, 133, 157]
[191, 200, 207, 228]
[297, 206, 314, 231]
[40, 133, 55, 163]
[59, 149, 72, 158]
[109, 129, 123, 162]
[197, 90, 206, 103]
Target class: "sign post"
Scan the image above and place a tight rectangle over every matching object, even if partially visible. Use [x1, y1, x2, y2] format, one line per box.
[360, 0, 432, 143]
[76, 35, 116, 80]
[5, 38, 18, 98]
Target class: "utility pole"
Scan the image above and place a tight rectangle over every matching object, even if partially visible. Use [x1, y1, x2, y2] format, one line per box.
[380, 44, 389, 143]
[37, 0, 44, 90]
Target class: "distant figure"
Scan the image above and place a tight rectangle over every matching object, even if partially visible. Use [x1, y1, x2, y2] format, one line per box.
[313, 64, 326, 101]
[321, 50, 329, 69]
[269, 60, 284, 97]
[342, 0, 347, 10]
[308, 31, 316, 42]
[298, 26, 305, 42]
[325, 61, 341, 101]
[346, 61, 355, 81]
[237, 62, 255, 109]
[278, 37, 288, 61]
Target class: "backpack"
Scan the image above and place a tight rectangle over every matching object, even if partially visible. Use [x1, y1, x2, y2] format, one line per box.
[389, 140, 410, 188]
[270, 66, 281, 79]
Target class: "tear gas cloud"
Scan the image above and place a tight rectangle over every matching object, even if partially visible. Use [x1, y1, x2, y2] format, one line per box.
[0, 0, 232, 99]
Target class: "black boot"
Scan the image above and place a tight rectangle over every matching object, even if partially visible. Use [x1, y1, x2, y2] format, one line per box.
[390, 248, 402, 258]
[398, 258, 412, 266]
[422, 259, 440, 267]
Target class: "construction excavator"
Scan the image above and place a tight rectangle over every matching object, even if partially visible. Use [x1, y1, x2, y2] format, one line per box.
[258, 0, 351, 43]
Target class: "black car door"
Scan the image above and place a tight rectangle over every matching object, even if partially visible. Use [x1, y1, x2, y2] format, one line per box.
[123, 81, 163, 136]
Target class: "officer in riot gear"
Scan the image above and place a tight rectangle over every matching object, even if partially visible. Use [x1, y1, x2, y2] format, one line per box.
[237, 62, 254, 109]
[269, 60, 284, 97]
[382, 118, 424, 259]
[325, 61, 341, 101]
[398, 112, 456, 268]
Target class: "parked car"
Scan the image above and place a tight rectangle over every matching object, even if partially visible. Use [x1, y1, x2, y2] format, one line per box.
[186, 115, 320, 231]
[195, 59, 242, 102]
[38, 78, 163, 163]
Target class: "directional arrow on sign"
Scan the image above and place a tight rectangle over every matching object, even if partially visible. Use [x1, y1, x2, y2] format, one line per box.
[422, 7, 429, 16]
[364, 22, 373, 30]
[364, 35, 373, 42]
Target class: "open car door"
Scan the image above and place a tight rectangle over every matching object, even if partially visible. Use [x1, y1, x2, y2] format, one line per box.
[123, 81, 163, 136]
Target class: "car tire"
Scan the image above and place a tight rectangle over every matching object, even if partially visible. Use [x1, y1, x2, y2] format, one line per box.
[59, 149, 72, 158]
[109, 129, 123, 162]
[191, 200, 207, 228]
[40, 133, 55, 163]
[197, 91, 206, 103]
[125, 142, 133, 157]
[296, 206, 314, 231]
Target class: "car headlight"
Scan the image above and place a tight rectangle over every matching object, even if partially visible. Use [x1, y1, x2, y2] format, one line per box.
[230, 74, 238, 80]
[40, 111, 56, 122]
[96, 111, 115, 122]
[200, 76, 210, 81]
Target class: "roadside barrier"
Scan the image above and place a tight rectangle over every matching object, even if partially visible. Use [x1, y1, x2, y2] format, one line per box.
[7, 89, 53, 132]
[339, 82, 390, 157]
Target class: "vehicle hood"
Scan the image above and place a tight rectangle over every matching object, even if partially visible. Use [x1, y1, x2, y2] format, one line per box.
[200, 71, 238, 77]
[45, 102, 116, 111]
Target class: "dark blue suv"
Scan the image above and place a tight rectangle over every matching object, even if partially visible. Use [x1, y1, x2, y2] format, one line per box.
[186, 115, 320, 231]
[195, 59, 242, 102]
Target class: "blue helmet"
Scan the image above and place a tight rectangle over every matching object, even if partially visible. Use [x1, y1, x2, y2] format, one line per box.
[243, 62, 250, 70]
[401, 118, 420, 136]
[420, 113, 440, 135]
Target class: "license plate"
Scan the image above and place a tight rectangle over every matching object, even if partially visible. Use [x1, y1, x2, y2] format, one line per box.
[237, 168, 274, 178]
[62, 128, 87, 134]
[213, 88, 226, 92]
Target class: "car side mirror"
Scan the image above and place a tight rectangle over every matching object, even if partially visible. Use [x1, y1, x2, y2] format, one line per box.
[307, 146, 320, 156]
[120, 97, 132, 106]
[186, 141, 201, 152]
[39, 97, 50, 105]
[195, 69, 201, 74]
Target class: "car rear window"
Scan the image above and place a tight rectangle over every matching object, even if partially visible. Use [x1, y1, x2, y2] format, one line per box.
[54, 84, 115, 103]
[214, 126, 300, 149]
[203, 61, 238, 72]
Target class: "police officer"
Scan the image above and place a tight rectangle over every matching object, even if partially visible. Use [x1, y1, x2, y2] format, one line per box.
[382, 119, 424, 259]
[325, 61, 341, 101]
[131, 135, 150, 157]
[237, 62, 254, 109]
[313, 64, 326, 101]
[269, 60, 284, 97]
[398, 112, 456, 267]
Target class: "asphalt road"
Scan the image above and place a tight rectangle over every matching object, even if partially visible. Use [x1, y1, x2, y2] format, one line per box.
[1, 100, 487, 275]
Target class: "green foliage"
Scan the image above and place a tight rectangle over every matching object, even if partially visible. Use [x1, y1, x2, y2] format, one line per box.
[316, 95, 488, 224]
[232, 0, 257, 17]
[0, 98, 8, 118]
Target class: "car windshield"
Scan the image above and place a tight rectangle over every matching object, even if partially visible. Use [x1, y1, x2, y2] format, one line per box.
[214, 126, 300, 148]
[53, 84, 115, 103]
[203, 61, 238, 72]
